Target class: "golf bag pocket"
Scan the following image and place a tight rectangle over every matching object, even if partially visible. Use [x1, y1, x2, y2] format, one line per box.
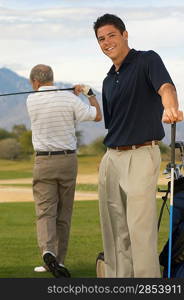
[162, 262, 184, 278]
[159, 191, 184, 278]
[160, 221, 184, 266]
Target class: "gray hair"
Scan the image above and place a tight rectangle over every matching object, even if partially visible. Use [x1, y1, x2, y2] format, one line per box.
[30, 64, 53, 84]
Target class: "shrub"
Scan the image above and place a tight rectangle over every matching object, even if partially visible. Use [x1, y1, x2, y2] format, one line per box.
[0, 138, 22, 160]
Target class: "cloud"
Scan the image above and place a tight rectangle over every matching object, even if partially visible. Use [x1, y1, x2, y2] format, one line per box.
[0, 5, 183, 42]
[0, 4, 183, 106]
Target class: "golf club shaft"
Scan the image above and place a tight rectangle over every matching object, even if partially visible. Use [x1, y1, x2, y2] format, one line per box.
[168, 122, 176, 278]
[0, 88, 74, 97]
[168, 167, 174, 278]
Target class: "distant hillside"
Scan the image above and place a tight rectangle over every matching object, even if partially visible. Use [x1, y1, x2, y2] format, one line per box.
[0, 67, 183, 145]
[0, 68, 106, 144]
[0, 68, 31, 130]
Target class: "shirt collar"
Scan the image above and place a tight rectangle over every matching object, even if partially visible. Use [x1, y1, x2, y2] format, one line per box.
[108, 48, 138, 75]
[38, 85, 58, 91]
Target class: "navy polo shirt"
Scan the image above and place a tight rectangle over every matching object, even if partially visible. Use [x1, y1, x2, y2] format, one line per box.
[102, 49, 174, 147]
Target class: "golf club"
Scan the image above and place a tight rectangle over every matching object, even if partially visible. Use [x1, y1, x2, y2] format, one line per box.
[168, 122, 176, 278]
[0, 88, 74, 97]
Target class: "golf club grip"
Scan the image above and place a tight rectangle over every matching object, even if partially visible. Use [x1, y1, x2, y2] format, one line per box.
[171, 122, 176, 167]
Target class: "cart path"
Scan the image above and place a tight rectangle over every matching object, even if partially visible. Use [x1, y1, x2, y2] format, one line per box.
[0, 174, 99, 202]
[0, 173, 98, 185]
[0, 173, 168, 185]
[0, 187, 98, 203]
[0, 174, 168, 203]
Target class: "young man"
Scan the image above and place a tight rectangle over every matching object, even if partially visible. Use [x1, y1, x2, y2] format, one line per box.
[93, 13, 183, 277]
[27, 64, 101, 277]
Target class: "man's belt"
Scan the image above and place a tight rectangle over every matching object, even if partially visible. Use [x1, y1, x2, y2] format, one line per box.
[35, 150, 76, 156]
[110, 141, 159, 151]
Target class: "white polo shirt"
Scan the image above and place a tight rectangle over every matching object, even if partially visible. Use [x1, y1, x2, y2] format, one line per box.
[26, 86, 96, 151]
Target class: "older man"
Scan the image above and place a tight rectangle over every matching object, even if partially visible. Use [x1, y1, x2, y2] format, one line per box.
[27, 64, 102, 277]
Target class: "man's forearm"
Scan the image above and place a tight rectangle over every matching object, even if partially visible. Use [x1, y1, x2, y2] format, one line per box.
[158, 83, 183, 123]
[159, 83, 178, 110]
[73, 84, 102, 122]
[88, 96, 102, 121]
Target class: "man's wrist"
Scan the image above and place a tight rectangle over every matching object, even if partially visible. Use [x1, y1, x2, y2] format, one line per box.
[86, 88, 96, 98]
[82, 85, 96, 98]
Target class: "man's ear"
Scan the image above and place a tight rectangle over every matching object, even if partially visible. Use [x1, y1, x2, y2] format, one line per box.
[31, 79, 39, 91]
[122, 30, 128, 40]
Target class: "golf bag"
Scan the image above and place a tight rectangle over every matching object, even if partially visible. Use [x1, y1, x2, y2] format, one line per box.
[159, 141, 184, 278]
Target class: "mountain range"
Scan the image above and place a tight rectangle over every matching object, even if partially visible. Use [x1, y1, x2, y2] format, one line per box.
[0, 68, 106, 144]
[0, 67, 183, 145]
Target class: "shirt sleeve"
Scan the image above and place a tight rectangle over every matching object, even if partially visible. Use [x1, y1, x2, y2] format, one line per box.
[73, 95, 96, 122]
[145, 50, 175, 92]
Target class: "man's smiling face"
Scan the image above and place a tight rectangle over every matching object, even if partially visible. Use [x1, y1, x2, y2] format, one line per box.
[97, 24, 128, 62]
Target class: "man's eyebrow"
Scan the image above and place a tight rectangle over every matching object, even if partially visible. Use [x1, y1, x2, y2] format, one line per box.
[97, 31, 117, 40]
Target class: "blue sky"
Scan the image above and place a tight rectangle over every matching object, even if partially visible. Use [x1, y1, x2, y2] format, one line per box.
[0, 0, 183, 109]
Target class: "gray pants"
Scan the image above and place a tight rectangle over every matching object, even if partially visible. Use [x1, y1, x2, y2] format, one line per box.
[98, 145, 161, 277]
[33, 153, 77, 264]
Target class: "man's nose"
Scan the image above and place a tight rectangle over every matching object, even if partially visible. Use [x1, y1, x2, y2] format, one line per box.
[102, 37, 110, 47]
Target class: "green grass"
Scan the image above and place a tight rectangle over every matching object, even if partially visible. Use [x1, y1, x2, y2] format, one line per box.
[0, 159, 33, 179]
[0, 171, 33, 180]
[0, 199, 169, 278]
[0, 182, 167, 194]
[0, 159, 33, 171]
[76, 183, 98, 192]
[0, 201, 102, 278]
[0, 156, 102, 180]
[0, 157, 170, 182]
[76, 155, 102, 174]
[0, 157, 171, 277]
[0, 183, 32, 187]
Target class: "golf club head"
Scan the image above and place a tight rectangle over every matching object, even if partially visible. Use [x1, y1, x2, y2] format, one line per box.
[163, 163, 183, 180]
[174, 141, 184, 149]
[165, 140, 184, 179]
[169, 141, 184, 158]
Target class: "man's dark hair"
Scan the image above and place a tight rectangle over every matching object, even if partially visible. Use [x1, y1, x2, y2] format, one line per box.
[93, 14, 126, 37]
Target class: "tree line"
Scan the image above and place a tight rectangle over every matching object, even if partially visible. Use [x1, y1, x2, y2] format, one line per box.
[80, 137, 172, 161]
[0, 125, 83, 160]
[0, 124, 33, 159]
[0, 124, 172, 161]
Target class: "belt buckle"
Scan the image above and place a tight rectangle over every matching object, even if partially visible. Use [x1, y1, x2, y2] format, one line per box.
[132, 145, 136, 150]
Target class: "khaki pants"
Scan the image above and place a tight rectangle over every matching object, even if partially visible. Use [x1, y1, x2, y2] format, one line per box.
[33, 153, 77, 264]
[98, 145, 161, 278]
